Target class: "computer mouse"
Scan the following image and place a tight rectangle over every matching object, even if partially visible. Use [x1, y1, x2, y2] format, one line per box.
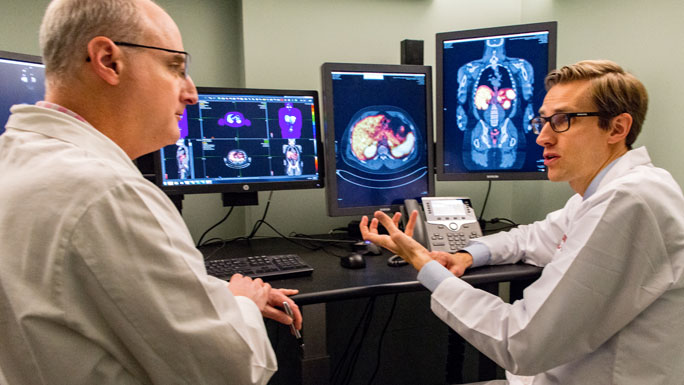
[364, 242, 383, 256]
[340, 253, 366, 269]
[353, 240, 383, 256]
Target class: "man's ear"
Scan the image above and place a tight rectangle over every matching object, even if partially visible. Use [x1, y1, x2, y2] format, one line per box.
[85, 37, 122, 86]
[607, 112, 632, 145]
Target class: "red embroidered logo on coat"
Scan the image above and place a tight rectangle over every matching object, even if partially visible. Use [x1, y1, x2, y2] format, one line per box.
[557, 234, 567, 250]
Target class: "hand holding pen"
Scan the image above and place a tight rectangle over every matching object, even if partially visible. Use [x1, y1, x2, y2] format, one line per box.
[260, 288, 303, 330]
[283, 301, 303, 343]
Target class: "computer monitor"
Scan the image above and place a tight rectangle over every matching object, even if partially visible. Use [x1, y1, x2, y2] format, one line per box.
[321, 62, 434, 217]
[0, 51, 45, 135]
[436, 21, 557, 181]
[153, 87, 325, 203]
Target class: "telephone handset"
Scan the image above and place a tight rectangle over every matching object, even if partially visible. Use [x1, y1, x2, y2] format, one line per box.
[402, 197, 483, 253]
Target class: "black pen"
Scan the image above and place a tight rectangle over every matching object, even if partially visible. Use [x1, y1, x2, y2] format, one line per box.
[283, 301, 302, 342]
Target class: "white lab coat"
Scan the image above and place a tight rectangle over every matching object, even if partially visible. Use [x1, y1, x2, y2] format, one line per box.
[0, 105, 277, 384]
[430, 147, 684, 384]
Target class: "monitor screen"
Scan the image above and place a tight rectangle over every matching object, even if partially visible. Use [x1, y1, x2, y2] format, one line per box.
[0, 51, 45, 135]
[154, 87, 324, 195]
[436, 21, 557, 181]
[321, 63, 434, 217]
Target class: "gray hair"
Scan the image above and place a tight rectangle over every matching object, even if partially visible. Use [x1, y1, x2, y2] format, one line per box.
[39, 0, 146, 82]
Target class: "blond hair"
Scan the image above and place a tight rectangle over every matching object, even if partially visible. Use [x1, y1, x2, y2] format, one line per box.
[545, 60, 648, 149]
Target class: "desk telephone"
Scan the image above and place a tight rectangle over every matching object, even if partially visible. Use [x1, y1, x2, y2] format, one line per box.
[402, 197, 483, 253]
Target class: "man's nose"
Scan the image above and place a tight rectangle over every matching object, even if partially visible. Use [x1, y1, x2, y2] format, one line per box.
[182, 76, 198, 105]
[536, 121, 555, 147]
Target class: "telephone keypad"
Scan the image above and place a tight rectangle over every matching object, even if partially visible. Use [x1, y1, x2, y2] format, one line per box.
[422, 197, 483, 253]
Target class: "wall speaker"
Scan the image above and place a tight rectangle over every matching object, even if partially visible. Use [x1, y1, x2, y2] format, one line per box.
[400, 39, 424, 65]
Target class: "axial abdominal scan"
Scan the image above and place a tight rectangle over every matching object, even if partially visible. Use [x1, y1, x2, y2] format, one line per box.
[338, 105, 426, 189]
[223, 149, 251, 169]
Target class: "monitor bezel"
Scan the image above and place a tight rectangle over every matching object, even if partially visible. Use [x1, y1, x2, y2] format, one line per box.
[321, 62, 435, 217]
[0, 50, 43, 66]
[0, 50, 45, 136]
[152, 86, 325, 195]
[435, 21, 557, 181]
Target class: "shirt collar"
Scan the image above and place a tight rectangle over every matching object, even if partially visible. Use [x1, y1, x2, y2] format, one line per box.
[36, 101, 88, 124]
[7, 104, 138, 175]
[583, 156, 622, 200]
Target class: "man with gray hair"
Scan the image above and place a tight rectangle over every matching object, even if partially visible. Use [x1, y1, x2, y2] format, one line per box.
[0, 0, 300, 383]
[362, 60, 684, 384]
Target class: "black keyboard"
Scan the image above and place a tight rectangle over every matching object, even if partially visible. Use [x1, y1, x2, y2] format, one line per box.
[205, 254, 314, 281]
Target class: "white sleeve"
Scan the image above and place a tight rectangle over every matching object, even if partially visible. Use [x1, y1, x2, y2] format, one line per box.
[429, 189, 672, 375]
[475, 194, 581, 267]
[69, 181, 276, 384]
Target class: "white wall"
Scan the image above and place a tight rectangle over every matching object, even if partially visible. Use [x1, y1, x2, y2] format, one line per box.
[520, 0, 684, 221]
[0, 0, 248, 243]
[536, 0, 684, 184]
[4, 0, 683, 241]
[240, 0, 684, 237]
[240, 0, 571, 237]
[159, 0, 248, 242]
[0, 0, 50, 55]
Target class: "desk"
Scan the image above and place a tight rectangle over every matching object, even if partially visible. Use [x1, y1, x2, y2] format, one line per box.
[200, 237, 542, 384]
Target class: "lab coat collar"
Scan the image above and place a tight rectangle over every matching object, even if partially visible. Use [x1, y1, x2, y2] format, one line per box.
[5, 104, 139, 175]
[585, 147, 652, 200]
[584, 158, 619, 200]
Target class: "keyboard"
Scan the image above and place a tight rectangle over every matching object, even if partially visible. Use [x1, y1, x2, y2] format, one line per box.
[205, 254, 314, 281]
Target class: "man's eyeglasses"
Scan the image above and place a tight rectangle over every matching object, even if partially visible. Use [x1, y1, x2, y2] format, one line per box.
[529, 112, 602, 134]
[113, 41, 191, 77]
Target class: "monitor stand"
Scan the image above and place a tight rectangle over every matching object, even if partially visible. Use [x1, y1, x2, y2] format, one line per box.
[221, 192, 259, 207]
[344, 216, 390, 240]
[169, 194, 184, 213]
[167, 192, 260, 215]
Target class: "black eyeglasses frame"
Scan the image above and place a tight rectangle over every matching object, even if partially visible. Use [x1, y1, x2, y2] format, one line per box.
[530, 112, 603, 134]
[113, 41, 191, 77]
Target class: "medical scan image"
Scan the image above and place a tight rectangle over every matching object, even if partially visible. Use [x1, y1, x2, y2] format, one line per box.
[218, 111, 252, 128]
[223, 149, 252, 169]
[20, 67, 40, 91]
[175, 139, 190, 179]
[283, 139, 303, 176]
[455, 37, 535, 169]
[341, 105, 420, 173]
[279, 103, 302, 139]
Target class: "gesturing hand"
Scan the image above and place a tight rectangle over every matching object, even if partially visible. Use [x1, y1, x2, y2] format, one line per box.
[360, 210, 432, 271]
[359, 210, 414, 256]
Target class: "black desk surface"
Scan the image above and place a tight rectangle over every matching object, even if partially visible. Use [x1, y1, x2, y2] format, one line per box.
[199, 236, 542, 306]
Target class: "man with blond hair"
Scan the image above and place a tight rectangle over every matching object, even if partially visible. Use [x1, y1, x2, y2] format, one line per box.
[362, 60, 684, 384]
[0, 0, 301, 383]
